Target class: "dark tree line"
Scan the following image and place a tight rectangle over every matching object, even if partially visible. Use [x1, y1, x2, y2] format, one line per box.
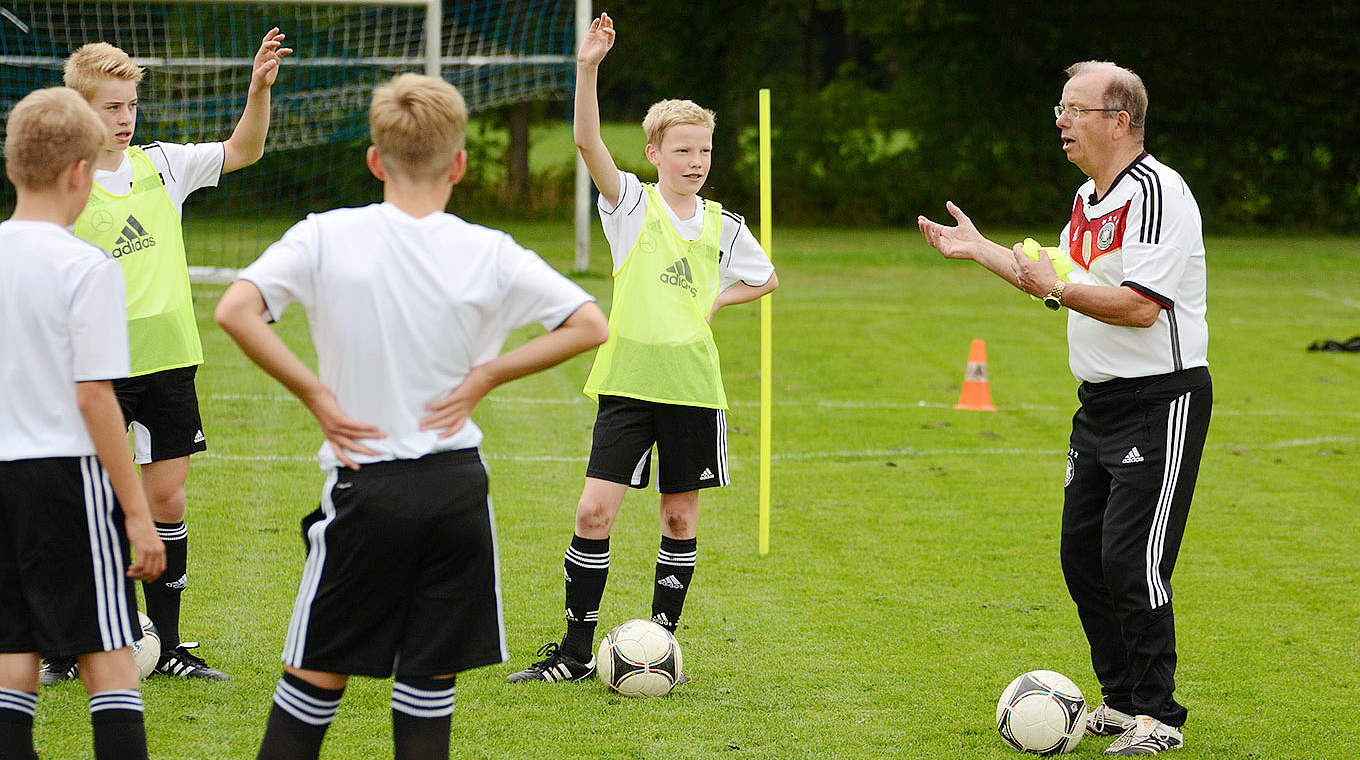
[592, 0, 1360, 231]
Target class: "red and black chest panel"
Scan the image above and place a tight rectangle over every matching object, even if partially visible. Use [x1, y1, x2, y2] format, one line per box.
[1068, 196, 1132, 271]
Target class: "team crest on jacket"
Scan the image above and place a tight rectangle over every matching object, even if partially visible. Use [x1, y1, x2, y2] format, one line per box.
[1069, 197, 1131, 269]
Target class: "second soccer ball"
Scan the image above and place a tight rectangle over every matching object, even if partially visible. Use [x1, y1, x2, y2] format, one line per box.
[597, 619, 683, 697]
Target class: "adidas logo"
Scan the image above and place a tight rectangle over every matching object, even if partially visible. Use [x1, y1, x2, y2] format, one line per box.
[110, 215, 156, 258]
[1122, 447, 1145, 464]
[193, 430, 205, 443]
[699, 468, 715, 481]
[165, 573, 188, 590]
[659, 257, 698, 296]
[657, 574, 684, 590]
[652, 613, 671, 626]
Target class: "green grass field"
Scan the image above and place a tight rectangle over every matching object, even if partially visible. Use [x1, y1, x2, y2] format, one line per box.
[30, 224, 1360, 759]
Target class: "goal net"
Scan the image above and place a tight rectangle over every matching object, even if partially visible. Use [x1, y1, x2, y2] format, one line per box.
[0, 0, 575, 272]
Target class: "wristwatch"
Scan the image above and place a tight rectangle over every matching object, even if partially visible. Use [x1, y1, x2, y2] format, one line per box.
[1043, 281, 1066, 311]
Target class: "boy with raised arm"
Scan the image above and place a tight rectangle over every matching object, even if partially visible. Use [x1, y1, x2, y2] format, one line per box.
[215, 73, 607, 760]
[508, 12, 778, 684]
[0, 86, 166, 760]
[45, 32, 291, 683]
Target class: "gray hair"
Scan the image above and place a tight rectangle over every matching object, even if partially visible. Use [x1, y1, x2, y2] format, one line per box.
[1065, 61, 1147, 135]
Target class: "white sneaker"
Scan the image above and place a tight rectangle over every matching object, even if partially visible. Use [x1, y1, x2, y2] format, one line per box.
[1105, 715, 1183, 755]
[1087, 703, 1136, 736]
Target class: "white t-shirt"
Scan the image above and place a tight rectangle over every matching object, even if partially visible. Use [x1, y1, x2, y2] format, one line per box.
[0, 221, 130, 460]
[1059, 153, 1209, 383]
[241, 203, 595, 470]
[599, 171, 775, 293]
[94, 141, 224, 213]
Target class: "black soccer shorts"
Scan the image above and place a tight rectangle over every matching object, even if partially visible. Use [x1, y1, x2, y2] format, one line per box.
[586, 395, 728, 494]
[0, 456, 140, 657]
[115, 365, 207, 464]
[280, 449, 507, 679]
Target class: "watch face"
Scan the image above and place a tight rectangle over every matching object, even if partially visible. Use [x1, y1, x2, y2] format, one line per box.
[1044, 296, 1061, 311]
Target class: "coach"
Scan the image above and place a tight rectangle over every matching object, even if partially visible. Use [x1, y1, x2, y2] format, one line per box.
[917, 60, 1211, 757]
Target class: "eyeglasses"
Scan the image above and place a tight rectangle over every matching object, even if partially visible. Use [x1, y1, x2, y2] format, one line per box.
[1054, 105, 1123, 119]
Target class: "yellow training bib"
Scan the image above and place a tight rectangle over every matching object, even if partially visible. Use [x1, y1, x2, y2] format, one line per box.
[74, 147, 201, 376]
[584, 184, 727, 409]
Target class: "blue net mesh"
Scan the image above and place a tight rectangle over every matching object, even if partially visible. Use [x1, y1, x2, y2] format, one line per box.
[0, 1, 574, 267]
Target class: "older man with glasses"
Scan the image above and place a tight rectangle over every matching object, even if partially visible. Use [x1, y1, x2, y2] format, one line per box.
[917, 60, 1211, 756]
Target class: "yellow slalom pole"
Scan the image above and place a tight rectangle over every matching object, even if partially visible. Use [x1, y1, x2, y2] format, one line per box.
[758, 89, 772, 555]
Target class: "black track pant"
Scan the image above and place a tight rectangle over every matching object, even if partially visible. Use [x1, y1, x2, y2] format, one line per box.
[1060, 367, 1211, 728]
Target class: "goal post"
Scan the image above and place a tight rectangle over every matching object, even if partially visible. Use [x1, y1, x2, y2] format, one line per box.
[0, 0, 587, 274]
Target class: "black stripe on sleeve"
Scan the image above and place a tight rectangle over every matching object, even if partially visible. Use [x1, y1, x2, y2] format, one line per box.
[1131, 164, 1163, 244]
[1122, 280, 1174, 310]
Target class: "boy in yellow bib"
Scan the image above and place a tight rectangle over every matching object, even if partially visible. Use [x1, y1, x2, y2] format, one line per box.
[509, 12, 778, 683]
[44, 33, 291, 684]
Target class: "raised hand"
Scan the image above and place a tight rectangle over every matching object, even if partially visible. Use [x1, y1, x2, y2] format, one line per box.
[577, 12, 615, 67]
[250, 27, 293, 92]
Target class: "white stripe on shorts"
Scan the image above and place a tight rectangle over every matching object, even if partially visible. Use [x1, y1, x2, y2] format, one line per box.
[80, 456, 132, 651]
[479, 453, 510, 665]
[630, 447, 651, 486]
[283, 471, 339, 667]
[1146, 393, 1190, 608]
[716, 409, 729, 486]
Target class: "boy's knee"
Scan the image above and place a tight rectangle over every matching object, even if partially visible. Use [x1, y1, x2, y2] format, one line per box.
[661, 510, 693, 537]
[575, 499, 614, 534]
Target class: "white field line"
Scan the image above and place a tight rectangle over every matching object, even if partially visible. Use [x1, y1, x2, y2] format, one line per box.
[1308, 290, 1360, 310]
[197, 435, 1356, 466]
[204, 393, 1360, 418]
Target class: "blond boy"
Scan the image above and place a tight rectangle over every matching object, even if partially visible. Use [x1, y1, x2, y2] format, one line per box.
[49, 33, 290, 683]
[0, 86, 166, 760]
[215, 73, 607, 760]
[508, 13, 778, 684]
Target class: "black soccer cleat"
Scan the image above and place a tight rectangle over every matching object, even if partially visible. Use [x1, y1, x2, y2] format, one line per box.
[38, 656, 79, 685]
[506, 642, 596, 683]
[154, 643, 229, 680]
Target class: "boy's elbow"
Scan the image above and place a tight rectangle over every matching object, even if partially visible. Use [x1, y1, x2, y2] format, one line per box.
[765, 272, 780, 292]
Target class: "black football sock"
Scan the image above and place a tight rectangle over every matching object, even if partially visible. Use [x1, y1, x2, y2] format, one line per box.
[89, 689, 147, 760]
[651, 536, 697, 633]
[0, 687, 37, 760]
[144, 521, 187, 650]
[256, 672, 343, 760]
[562, 534, 609, 659]
[392, 675, 456, 760]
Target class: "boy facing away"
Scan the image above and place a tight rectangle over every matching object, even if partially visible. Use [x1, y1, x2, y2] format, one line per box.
[42, 32, 291, 684]
[215, 73, 608, 760]
[0, 86, 166, 760]
[508, 12, 778, 683]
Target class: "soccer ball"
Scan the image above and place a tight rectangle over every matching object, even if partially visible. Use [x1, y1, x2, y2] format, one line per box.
[596, 619, 683, 697]
[995, 670, 1085, 755]
[131, 612, 161, 680]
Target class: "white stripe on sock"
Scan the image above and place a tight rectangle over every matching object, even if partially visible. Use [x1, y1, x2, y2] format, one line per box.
[392, 681, 456, 718]
[0, 687, 37, 717]
[89, 689, 143, 713]
[273, 679, 341, 726]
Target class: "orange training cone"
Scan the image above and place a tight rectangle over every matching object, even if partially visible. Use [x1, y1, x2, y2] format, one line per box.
[953, 338, 998, 411]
